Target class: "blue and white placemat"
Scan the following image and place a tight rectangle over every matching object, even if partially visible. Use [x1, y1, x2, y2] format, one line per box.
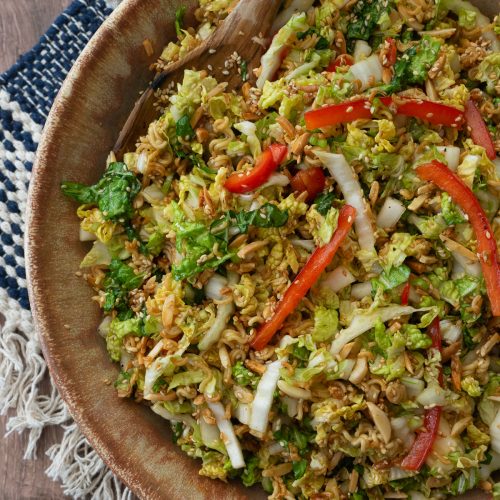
[0, 1, 131, 497]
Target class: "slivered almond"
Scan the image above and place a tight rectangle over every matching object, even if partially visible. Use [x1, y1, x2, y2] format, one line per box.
[440, 235, 478, 261]
[366, 402, 392, 444]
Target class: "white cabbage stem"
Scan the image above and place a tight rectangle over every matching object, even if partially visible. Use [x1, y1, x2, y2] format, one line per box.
[204, 274, 228, 301]
[261, 173, 290, 189]
[440, 320, 462, 344]
[142, 184, 165, 204]
[207, 401, 245, 469]
[351, 282, 372, 300]
[353, 40, 372, 61]
[401, 377, 426, 400]
[491, 410, 500, 454]
[97, 316, 112, 338]
[151, 402, 196, 427]
[376, 197, 406, 229]
[315, 151, 377, 267]
[200, 419, 221, 449]
[389, 466, 414, 482]
[349, 54, 383, 90]
[136, 151, 148, 174]
[79, 228, 96, 242]
[322, 266, 355, 293]
[257, 13, 308, 89]
[249, 359, 283, 434]
[452, 252, 482, 278]
[391, 417, 415, 448]
[285, 53, 321, 81]
[199, 274, 237, 351]
[235, 121, 261, 159]
[436, 146, 460, 171]
[416, 384, 447, 407]
[234, 403, 251, 425]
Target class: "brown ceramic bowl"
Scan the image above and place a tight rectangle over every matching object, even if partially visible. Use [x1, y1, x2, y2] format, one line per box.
[26, 1, 499, 499]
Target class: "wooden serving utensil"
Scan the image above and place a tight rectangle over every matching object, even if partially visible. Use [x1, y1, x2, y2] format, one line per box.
[113, 0, 282, 158]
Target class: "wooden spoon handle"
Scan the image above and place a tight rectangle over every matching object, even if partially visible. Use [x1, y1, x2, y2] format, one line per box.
[113, 0, 281, 158]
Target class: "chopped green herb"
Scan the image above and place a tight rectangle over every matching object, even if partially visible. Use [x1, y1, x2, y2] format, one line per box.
[176, 114, 195, 140]
[313, 191, 335, 216]
[61, 162, 141, 222]
[292, 459, 308, 480]
[240, 60, 248, 82]
[175, 6, 186, 38]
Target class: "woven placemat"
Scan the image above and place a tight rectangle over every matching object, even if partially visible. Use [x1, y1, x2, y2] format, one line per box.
[0, 1, 132, 497]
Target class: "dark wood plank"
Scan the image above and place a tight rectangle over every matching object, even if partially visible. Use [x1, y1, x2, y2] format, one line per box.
[0, 0, 73, 73]
[1, 1, 74, 497]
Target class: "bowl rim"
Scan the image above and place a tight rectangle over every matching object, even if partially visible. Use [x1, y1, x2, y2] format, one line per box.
[26, 0, 154, 497]
[25, 0, 500, 497]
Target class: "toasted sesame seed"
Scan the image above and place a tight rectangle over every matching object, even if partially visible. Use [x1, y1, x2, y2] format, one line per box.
[426, 113, 434, 118]
[208, 48, 216, 54]
[486, 231, 491, 239]
[455, 116, 462, 122]
[346, 106, 354, 113]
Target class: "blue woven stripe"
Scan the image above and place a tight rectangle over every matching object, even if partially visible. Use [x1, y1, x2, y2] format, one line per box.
[0, 0, 112, 310]
[0, 0, 112, 124]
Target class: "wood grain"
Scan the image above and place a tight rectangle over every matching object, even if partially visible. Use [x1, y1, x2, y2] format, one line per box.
[1, 2, 72, 498]
[0, 0, 73, 73]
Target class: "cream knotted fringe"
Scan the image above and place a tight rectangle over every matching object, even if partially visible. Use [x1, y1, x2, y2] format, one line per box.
[0, 289, 132, 499]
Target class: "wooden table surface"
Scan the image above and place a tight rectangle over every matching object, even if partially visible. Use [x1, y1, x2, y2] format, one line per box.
[1, 2, 74, 498]
[0, 1, 497, 500]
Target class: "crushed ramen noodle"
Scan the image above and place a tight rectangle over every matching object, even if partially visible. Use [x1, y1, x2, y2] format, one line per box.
[62, 0, 500, 498]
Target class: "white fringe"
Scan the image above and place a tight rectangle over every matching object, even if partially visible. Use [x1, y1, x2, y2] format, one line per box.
[46, 422, 133, 500]
[0, 288, 131, 498]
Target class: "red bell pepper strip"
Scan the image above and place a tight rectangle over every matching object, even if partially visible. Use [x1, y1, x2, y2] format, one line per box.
[384, 38, 397, 66]
[428, 316, 442, 352]
[401, 406, 442, 471]
[305, 97, 392, 129]
[290, 167, 326, 201]
[416, 160, 500, 317]
[224, 144, 288, 194]
[401, 282, 410, 306]
[251, 205, 356, 350]
[327, 54, 354, 72]
[401, 318, 443, 471]
[305, 97, 464, 130]
[396, 99, 464, 127]
[464, 99, 496, 160]
[428, 316, 444, 386]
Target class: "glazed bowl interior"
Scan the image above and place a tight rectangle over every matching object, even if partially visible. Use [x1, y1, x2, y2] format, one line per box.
[27, 0, 499, 499]
[28, 1, 262, 498]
